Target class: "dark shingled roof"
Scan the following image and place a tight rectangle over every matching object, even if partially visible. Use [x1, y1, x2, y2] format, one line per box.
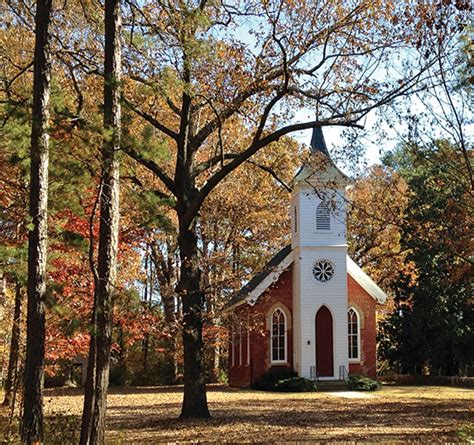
[223, 244, 292, 311]
[310, 127, 330, 156]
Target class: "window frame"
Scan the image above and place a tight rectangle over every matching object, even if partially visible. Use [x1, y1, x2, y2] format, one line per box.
[348, 307, 361, 362]
[270, 308, 287, 364]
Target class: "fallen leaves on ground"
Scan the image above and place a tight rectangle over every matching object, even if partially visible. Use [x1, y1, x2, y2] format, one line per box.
[1, 385, 473, 443]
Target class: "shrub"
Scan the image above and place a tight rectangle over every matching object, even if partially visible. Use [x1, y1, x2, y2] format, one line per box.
[252, 368, 316, 392]
[348, 374, 381, 391]
[45, 414, 81, 444]
[217, 369, 228, 384]
[252, 367, 296, 391]
[109, 364, 130, 386]
[274, 377, 316, 392]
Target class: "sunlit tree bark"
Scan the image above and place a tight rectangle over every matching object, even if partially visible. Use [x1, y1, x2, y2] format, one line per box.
[80, 0, 122, 443]
[21, 0, 53, 442]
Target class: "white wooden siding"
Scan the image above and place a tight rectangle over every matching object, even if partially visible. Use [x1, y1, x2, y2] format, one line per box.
[291, 181, 349, 379]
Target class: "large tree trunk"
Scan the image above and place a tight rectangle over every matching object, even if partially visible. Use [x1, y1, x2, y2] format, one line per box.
[174, 45, 210, 415]
[79, 0, 121, 443]
[2, 281, 23, 407]
[21, 0, 53, 442]
[177, 219, 210, 418]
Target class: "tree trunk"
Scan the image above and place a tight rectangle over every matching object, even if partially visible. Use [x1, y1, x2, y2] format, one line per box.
[2, 281, 23, 407]
[162, 292, 177, 384]
[79, 0, 121, 443]
[117, 325, 128, 386]
[177, 219, 210, 418]
[142, 250, 150, 372]
[201, 247, 219, 384]
[21, 0, 53, 442]
[150, 240, 178, 383]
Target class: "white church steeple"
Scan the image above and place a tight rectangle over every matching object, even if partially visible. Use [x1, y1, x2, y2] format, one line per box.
[291, 127, 353, 381]
[291, 127, 351, 250]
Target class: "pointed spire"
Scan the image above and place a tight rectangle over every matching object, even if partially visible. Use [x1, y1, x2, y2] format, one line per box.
[293, 124, 352, 186]
[310, 127, 329, 156]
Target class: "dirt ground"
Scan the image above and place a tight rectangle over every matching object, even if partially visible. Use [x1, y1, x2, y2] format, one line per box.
[1, 385, 473, 443]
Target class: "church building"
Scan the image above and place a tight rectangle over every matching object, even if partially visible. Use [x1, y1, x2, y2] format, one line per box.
[225, 128, 387, 387]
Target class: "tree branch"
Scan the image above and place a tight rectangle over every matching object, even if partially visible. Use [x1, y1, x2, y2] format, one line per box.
[246, 160, 292, 192]
[122, 96, 179, 141]
[122, 144, 177, 196]
[189, 119, 362, 222]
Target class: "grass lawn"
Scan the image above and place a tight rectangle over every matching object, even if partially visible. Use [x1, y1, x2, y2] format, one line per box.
[1, 385, 473, 443]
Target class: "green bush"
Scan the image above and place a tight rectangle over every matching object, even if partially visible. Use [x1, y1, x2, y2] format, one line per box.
[274, 376, 316, 392]
[348, 374, 381, 391]
[252, 368, 316, 392]
[109, 364, 130, 386]
[45, 414, 81, 444]
[252, 367, 296, 391]
[217, 369, 228, 384]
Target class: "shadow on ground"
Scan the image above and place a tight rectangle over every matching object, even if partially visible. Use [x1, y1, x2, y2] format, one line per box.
[2, 385, 472, 443]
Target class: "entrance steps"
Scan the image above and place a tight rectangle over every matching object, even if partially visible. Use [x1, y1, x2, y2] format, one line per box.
[315, 380, 348, 391]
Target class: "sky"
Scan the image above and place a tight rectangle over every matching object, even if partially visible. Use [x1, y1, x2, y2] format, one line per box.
[229, 8, 471, 176]
[230, 13, 400, 174]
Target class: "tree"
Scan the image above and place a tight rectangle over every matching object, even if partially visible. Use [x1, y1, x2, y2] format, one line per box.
[0, 108, 29, 410]
[119, 0, 467, 417]
[2, 281, 23, 408]
[380, 141, 473, 375]
[140, 135, 300, 383]
[374, 15, 472, 193]
[347, 165, 416, 292]
[1, 0, 469, 423]
[21, 0, 53, 442]
[80, 0, 122, 443]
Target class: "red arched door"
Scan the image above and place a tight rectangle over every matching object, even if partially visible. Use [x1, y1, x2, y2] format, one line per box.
[315, 306, 334, 377]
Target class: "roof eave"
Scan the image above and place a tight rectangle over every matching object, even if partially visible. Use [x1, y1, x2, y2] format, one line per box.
[346, 256, 388, 304]
[222, 248, 294, 313]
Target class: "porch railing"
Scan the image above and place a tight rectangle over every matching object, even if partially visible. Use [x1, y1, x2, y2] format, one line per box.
[310, 365, 319, 382]
[310, 365, 348, 381]
[339, 365, 349, 381]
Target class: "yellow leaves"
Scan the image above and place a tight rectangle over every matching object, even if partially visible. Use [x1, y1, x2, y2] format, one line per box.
[347, 165, 416, 292]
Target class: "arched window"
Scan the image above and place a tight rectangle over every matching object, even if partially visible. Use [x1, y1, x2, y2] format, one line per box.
[348, 308, 360, 361]
[316, 201, 331, 230]
[271, 308, 287, 363]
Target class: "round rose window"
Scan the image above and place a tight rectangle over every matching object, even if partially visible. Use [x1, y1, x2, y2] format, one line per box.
[312, 259, 335, 283]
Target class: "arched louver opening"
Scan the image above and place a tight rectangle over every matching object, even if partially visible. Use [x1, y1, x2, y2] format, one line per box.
[316, 201, 331, 230]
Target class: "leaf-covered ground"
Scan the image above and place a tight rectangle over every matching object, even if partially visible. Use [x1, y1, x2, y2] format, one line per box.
[1, 385, 473, 443]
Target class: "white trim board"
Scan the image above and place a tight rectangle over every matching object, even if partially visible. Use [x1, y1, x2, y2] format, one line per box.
[246, 251, 294, 305]
[227, 250, 387, 310]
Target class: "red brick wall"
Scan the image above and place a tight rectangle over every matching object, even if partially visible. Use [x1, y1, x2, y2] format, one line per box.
[347, 275, 378, 378]
[228, 268, 293, 387]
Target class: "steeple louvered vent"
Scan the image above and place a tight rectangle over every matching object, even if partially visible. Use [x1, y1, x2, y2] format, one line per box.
[316, 202, 331, 230]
